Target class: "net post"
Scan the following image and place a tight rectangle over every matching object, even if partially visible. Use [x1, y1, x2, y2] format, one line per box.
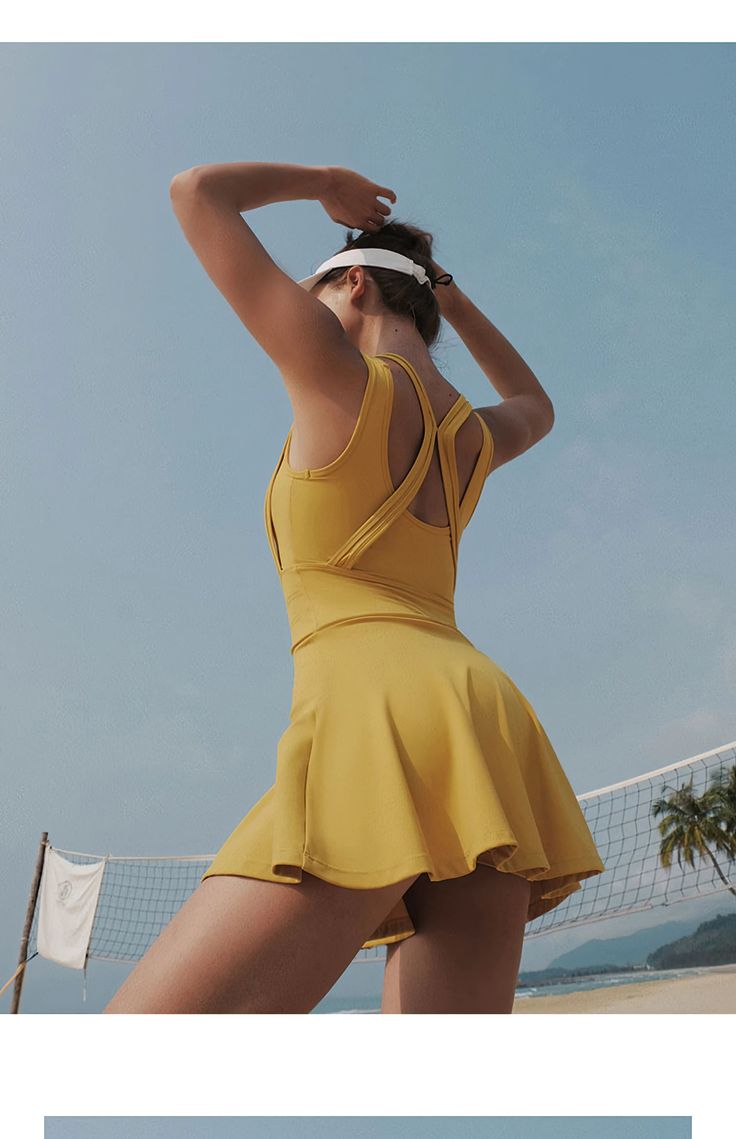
[11, 831, 48, 1014]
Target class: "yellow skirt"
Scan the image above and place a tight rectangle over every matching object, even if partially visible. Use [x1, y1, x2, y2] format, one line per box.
[202, 618, 605, 947]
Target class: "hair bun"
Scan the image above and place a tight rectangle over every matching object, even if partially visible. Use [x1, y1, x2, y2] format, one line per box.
[325, 220, 444, 346]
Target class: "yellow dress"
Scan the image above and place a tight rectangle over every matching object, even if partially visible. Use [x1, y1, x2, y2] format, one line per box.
[202, 351, 605, 947]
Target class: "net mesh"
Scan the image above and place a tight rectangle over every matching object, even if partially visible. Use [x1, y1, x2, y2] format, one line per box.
[526, 739, 736, 940]
[27, 740, 736, 965]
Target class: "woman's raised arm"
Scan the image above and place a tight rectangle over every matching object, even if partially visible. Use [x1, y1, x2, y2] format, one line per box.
[433, 263, 555, 473]
[167, 162, 389, 401]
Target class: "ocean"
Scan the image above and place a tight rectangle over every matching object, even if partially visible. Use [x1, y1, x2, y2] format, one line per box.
[313, 965, 713, 1013]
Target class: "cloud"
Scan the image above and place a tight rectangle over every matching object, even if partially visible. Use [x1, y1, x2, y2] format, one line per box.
[662, 578, 727, 628]
[645, 706, 736, 763]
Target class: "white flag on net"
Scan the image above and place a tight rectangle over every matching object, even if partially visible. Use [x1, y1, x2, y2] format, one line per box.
[37, 848, 106, 969]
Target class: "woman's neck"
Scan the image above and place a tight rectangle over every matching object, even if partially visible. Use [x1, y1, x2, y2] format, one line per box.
[355, 315, 434, 371]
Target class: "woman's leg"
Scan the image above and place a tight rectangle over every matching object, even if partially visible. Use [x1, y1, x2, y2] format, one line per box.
[104, 870, 418, 1014]
[380, 865, 531, 1013]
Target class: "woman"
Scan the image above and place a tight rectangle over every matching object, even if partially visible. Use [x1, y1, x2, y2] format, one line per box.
[105, 162, 604, 1014]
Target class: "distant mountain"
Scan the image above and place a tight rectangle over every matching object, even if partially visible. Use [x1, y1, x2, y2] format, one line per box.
[647, 913, 736, 969]
[548, 920, 701, 969]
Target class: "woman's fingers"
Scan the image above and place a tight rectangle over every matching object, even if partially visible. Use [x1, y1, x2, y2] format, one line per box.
[377, 184, 397, 203]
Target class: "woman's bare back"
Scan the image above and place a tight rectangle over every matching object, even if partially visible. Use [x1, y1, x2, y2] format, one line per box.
[287, 354, 489, 530]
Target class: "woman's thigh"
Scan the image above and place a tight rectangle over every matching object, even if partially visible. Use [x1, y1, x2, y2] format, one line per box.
[104, 870, 418, 1014]
[381, 865, 531, 1013]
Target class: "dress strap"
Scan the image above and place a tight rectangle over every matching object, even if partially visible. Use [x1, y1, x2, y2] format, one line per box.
[436, 397, 474, 575]
[264, 432, 290, 572]
[327, 353, 437, 569]
[458, 412, 494, 530]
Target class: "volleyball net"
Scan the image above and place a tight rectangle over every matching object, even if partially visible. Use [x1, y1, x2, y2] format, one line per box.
[526, 737, 736, 939]
[16, 739, 736, 982]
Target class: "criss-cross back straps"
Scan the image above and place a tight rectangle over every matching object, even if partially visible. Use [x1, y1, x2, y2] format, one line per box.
[326, 352, 441, 570]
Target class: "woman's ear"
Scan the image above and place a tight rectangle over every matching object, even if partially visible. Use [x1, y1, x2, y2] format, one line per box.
[347, 266, 369, 298]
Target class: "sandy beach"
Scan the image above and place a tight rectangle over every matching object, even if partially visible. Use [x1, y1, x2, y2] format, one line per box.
[513, 963, 736, 1013]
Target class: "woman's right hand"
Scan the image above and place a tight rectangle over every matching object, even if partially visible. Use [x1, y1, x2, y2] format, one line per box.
[318, 166, 397, 232]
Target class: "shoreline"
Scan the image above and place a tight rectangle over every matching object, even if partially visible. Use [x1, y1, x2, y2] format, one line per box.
[513, 962, 736, 1013]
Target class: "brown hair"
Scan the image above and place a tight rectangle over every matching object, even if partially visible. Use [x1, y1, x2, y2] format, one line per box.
[315, 221, 442, 347]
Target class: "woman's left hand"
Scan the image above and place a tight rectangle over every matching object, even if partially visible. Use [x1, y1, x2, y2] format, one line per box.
[318, 166, 397, 231]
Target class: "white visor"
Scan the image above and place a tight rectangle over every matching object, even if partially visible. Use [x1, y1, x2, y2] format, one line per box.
[297, 247, 432, 292]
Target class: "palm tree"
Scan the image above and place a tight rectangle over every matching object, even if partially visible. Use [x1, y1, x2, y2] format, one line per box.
[707, 764, 736, 852]
[651, 770, 736, 898]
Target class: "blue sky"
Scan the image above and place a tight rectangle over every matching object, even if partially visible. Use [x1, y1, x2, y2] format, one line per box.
[45, 1119, 690, 1139]
[3, 44, 735, 1009]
